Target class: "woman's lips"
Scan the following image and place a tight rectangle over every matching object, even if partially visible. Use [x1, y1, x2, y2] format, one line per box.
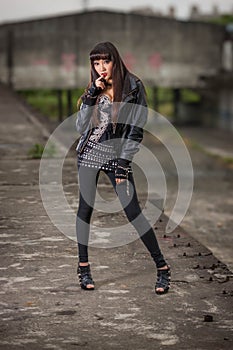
[101, 73, 107, 77]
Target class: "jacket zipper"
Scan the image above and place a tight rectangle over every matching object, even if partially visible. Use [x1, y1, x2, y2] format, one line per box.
[112, 87, 138, 134]
[123, 87, 138, 100]
[112, 122, 117, 134]
[79, 86, 138, 147]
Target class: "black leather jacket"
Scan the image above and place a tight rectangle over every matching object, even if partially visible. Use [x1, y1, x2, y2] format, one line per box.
[76, 73, 148, 162]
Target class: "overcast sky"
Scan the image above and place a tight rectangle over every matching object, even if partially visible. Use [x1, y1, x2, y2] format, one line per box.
[0, 0, 232, 23]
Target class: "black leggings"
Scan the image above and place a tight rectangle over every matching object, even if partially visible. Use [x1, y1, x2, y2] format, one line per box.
[76, 166, 167, 268]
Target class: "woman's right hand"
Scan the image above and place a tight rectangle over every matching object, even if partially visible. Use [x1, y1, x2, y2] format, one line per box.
[84, 78, 105, 100]
[95, 77, 106, 91]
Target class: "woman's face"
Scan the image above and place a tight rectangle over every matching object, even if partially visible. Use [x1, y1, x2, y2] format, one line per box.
[93, 58, 113, 82]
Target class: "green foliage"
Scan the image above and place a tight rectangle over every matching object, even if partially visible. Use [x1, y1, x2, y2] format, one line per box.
[181, 89, 201, 103]
[145, 87, 201, 118]
[186, 138, 233, 167]
[145, 87, 153, 108]
[18, 88, 84, 120]
[222, 156, 233, 165]
[209, 14, 233, 26]
[19, 86, 201, 123]
[28, 143, 44, 159]
[28, 142, 56, 159]
[157, 88, 174, 103]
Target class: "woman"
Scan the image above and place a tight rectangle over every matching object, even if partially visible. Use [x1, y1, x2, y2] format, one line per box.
[76, 42, 170, 294]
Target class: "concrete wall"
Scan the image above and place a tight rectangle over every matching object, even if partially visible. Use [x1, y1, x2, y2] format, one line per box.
[0, 10, 225, 89]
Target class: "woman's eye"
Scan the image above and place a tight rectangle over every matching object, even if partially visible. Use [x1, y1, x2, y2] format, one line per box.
[94, 62, 99, 66]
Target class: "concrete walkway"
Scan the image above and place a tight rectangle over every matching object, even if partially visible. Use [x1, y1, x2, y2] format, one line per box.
[179, 126, 233, 160]
[0, 84, 232, 350]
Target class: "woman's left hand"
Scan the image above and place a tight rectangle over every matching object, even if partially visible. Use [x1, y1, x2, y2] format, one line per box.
[115, 159, 131, 185]
[116, 178, 126, 185]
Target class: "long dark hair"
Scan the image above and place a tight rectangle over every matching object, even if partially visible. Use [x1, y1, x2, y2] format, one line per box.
[78, 42, 131, 125]
[89, 41, 129, 103]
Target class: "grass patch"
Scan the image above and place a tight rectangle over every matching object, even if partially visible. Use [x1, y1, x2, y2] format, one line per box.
[28, 142, 56, 159]
[181, 89, 201, 103]
[19, 86, 202, 123]
[181, 135, 233, 169]
[18, 88, 84, 121]
[188, 140, 205, 152]
[219, 156, 233, 165]
[145, 87, 201, 119]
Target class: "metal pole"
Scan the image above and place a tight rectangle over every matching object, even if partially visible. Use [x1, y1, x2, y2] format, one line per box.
[57, 90, 63, 122]
[173, 88, 180, 124]
[152, 86, 158, 111]
[7, 29, 13, 88]
[67, 89, 72, 117]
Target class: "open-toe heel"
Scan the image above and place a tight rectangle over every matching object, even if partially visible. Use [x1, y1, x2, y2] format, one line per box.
[155, 267, 170, 295]
[78, 264, 95, 290]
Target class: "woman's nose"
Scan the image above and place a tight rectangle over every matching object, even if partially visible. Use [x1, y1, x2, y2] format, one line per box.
[100, 62, 106, 71]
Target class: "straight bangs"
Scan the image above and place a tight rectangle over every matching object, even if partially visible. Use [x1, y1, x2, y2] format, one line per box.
[90, 52, 112, 62]
[80, 41, 131, 123]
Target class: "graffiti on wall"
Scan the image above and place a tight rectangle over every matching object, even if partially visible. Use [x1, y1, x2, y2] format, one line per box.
[148, 53, 162, 69]
[61, 53, 76, 72]
[31, 52, 162, 73]
[32, 54, 77, 71]
[123, 52, 163, 71]
[123, 52, 136, 70]
[33, 59, 49, 66]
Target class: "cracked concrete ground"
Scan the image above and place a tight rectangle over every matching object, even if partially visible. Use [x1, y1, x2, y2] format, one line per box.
[0, 84, 232, 349]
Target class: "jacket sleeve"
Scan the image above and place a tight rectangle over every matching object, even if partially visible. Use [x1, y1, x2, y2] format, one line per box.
[76, 83, 100, 134]
[119, 80, 148, 162]
[76, 103, 93, 134]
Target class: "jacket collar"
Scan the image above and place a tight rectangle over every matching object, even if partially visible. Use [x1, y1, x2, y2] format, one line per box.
[122, 73, 139, 101]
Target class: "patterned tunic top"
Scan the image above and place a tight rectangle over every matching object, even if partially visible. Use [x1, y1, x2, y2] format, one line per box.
[89, 95, 112, 142]
[78, 95, 118, 171]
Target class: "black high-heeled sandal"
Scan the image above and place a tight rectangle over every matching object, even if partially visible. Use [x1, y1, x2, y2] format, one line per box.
[155, 267, 170, 295]
[77, 264, 95, 290]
